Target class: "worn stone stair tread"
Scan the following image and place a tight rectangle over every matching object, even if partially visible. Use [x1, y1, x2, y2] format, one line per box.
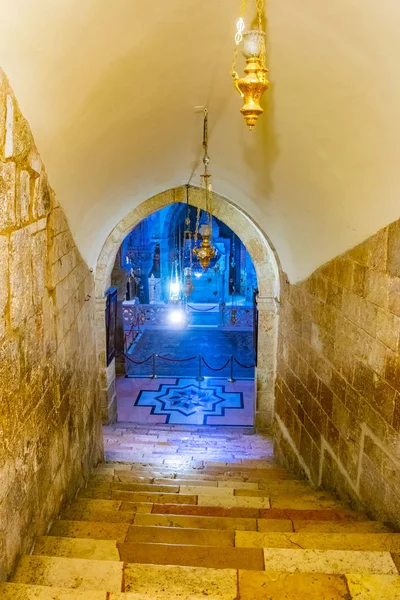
[133, 512, 259, 531]
[49, 520, 130, 541]
[125, 525, 235, 545]
[117, 541, 265, 570]
[262, 548, 399, 575]
[0, 585, 226, 600]
[12, 556, 238, 598]
[235, 531, 400, 551]
[0, 583, 107, 599]
[148, 503, 359, 521]
[237, 571, 400, 599]
[33, 537, 120, 561]
[11, 555, 124, 592]
[292, 520, 391, 533]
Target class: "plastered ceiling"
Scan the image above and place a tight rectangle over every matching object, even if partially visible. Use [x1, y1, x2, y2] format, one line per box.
[0, 0, 399, 282]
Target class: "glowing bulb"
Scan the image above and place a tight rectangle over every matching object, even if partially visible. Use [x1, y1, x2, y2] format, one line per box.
[170, 281, 180, 295]
[169, 309, 185, 324]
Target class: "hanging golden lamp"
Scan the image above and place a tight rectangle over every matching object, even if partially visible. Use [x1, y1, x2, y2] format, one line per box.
[231, 0, 270, 130]
[193, 110, 216, 271]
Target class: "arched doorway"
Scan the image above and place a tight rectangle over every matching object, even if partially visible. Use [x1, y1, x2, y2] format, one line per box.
[95, 186, 280, 429]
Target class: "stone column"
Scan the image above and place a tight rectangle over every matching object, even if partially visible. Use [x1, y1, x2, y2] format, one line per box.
[255, 296, 279, 430]
[96, 297, 118, 424]
[111, 254, 128, 376]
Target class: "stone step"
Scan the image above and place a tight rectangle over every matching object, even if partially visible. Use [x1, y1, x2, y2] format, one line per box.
[235, 531, 400, 552]
[80, 487, 272, 509]
[11, 555, 238, 597]
[0, 584, 107, 599]
[50, 520, 130, 542]
[8, 564, 400, 599]
[134, 502, 358, 521]
[96, 465, 294, 482]
[125, 525, 235, 546]
[262, 548, 399, 575]
[32, 535, 400, 573]
[237, 572, 400, 599]
[117, 541, 265, 570]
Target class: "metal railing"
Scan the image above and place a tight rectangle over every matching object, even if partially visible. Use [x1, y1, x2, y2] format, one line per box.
[122, 351, 256, 382]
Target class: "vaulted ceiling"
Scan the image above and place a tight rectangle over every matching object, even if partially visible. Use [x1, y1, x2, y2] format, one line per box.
[0, 0, 399, 282]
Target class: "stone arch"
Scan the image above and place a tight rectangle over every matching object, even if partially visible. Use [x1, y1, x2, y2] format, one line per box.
[95, 186, 280, 429]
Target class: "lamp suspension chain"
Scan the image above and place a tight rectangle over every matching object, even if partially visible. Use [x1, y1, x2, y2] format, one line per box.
[256, 0, 266, 67]
[231, 0, 247, 79]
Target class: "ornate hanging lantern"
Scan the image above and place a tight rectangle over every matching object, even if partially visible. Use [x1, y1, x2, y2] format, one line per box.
[193, 110, 216, 270]
[231, 0, 270, 130]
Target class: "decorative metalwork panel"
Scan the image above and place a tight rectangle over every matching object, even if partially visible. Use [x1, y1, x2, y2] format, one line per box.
[221, 306, 253, 329]
[123, 304, 170, 327]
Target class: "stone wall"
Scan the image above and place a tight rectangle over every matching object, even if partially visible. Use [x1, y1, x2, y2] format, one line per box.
[275, 221, 400, 527]
[0, 69, 103, 579]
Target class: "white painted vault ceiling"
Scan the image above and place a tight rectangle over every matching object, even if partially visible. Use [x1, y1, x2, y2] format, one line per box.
[0, 0, 399, 282]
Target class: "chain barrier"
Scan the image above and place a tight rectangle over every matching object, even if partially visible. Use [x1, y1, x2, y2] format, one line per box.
[124, 352, 255, 381]
[233, 357, 256, 369]
[187, 304, 218, 312]
[201, 356, 231, 372]
[157, 354, 197, 363]
[122, 352, 152, 365]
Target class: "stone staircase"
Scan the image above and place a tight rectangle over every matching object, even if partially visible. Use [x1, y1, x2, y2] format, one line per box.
[2, 425, 400, 599]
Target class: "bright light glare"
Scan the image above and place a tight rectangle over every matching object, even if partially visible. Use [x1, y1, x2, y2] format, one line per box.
[169, 309, 185, 324]
[194, 272, 202, 278]
[170, 281, 180, 294]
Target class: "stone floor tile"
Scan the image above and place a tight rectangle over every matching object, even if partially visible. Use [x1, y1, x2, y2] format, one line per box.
[11, 556, 123, 592]
[218, 480, 259, 489]
[346, 574, 400, 599]
[123, 563, 237, 598]
[197, 494, 270, 509]
[257, 519, 293, 532]
[236, 531, 400, 551]
[33, 537, 120, 561]
[155, 478, 216, 487]
[259, 508, 358, 521]
[150, 503, 261, 518]
[119, 542, 264, 569]
[179, 486, 233, 496]
[50, 521, 130, 542]
[111, 491, 197, 504]
[62, 507, 137, 524]
[293, 520, 390, 533]
[134, 512, 258, 530]
[263, 548, 398, 574]
[110, 483, 180, 493]
[125, 525, 234, 546]
[271, 496, 340, 510]
[0, 583, 107, 599]
[238, 571, 350, 599]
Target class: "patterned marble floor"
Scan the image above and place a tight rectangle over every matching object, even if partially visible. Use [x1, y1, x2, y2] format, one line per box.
[116, 376, 255, 426]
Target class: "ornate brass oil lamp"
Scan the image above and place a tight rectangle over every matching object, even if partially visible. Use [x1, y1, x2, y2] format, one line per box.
[193, 110, 216, 271]
[231, 0, 270, 130]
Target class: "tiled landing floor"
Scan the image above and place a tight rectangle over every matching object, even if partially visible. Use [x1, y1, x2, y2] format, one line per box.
[116, 376, 255, 426]
[103, 422, 272, 464]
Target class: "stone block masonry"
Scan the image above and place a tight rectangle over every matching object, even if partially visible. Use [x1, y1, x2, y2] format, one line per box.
[275, 220, 400, 528]
[0, 68, 103, 579]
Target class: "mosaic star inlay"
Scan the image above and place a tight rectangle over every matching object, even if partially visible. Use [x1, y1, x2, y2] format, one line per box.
[135, 379, 244, 425]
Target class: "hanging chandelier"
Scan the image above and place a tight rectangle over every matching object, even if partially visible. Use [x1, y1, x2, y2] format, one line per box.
[193, 109, 216, 271]
[231, 0, 270, 130]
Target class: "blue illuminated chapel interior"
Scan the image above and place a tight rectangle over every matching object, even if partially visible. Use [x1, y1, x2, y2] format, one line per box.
[112, 201, 258, 425]
[119, 202, 257, 306]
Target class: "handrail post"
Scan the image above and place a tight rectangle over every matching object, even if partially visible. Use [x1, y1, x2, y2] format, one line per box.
[150, 352, 157, 379]
[228, 355, 235, 382]
[196, 354, 204, 382]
